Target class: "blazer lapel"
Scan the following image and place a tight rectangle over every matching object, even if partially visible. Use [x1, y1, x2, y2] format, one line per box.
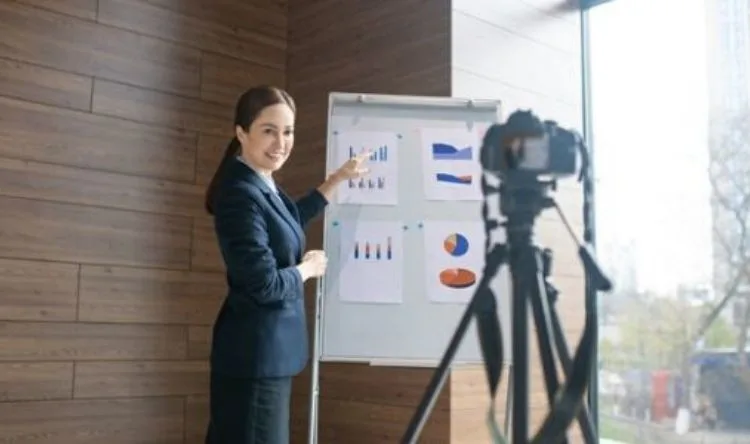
[263, 189, 304, 246]
[233, 160, 304, 251]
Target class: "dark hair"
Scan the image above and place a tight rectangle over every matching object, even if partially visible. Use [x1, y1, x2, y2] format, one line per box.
[204, 85, 296, 215]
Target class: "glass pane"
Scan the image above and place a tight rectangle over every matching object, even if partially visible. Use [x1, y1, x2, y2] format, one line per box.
[589, 0, 750, 442]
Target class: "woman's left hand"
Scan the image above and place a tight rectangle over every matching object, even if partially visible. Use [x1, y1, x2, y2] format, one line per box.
[334, 151, 371, 181]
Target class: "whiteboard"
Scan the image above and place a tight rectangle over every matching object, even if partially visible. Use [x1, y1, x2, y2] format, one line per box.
[318, 92, 512, 366]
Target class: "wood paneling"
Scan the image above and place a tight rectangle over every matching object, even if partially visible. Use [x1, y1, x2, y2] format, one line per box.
[185, 395, 209, 444]
[191, 215, 224, 272]
[187, 326, 212, 360]
[0, 397, 185, 444]
[0, 258, 79, 322]
[0, 362, 74, 402]
[98, 0, 286, 69]
[0, 322, 187, 361]
[91, 79, 232, 137]
[15, 0, 98, 20]
[195, 134, 227, 185]
[142, 0, 287, 41]
[0, 0, 284, 441]
[0, 58, 93, 111]
[0, 158, 204, 217]
[78, 266, 225, 324]
[285, 0, 452, 442]
[200, 52, 286, 106]
[73, 360, 209, 398]
[0, 2, 201, 96]
[0, 196, 192, 269]
[0, 96, 197, 181]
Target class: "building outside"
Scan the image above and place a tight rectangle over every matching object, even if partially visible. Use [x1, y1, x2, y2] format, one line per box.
[705, 0, 750, 329]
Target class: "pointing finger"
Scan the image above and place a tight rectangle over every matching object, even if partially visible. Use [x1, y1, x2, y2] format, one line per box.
[355, 150, 373, 162]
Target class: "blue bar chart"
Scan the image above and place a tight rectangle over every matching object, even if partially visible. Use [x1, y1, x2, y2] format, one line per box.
[335, 131, 399, 206]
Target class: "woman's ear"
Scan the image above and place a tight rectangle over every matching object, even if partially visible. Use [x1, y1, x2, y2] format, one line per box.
[235, 125, 246, 143]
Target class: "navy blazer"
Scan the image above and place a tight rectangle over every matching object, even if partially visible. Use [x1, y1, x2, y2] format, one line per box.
[209, 157, 328, 378]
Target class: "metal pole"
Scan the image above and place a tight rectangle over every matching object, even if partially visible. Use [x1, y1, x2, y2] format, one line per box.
[579, 0, 605, 432]
[307, 278, 324, 444]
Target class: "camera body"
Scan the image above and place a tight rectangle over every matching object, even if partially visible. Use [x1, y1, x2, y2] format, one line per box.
[480, 109, 581, 179]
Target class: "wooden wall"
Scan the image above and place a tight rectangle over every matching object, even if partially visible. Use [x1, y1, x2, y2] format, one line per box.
[283, 0, 453, 442]
[450, 0, 586, 442]
[0, 1, 285, 442]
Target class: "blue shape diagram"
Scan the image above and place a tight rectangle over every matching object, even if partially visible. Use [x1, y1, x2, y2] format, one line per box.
[436, 173, 472, 185]
[432, 142, 473, 160]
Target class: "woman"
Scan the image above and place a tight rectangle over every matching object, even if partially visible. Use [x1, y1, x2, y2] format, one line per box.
[204, 86, 369, 444]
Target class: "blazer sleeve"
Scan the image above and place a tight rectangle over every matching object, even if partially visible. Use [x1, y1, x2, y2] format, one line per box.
[295, 189, 329, 227]
[214, 186, 303, 304]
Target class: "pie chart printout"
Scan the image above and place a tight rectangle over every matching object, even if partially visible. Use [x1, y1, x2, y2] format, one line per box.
[443, 233, 470, 257]
[439, 267, 477, 289]
[423, 222, 484, 304]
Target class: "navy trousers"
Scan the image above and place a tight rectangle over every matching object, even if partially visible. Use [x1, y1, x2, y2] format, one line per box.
[205, 372, 292, 444]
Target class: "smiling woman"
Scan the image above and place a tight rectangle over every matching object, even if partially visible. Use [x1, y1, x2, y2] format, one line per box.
[204, 86, 295, 214]
[202, 85, 372, 444]
[234, 89, 296, 175]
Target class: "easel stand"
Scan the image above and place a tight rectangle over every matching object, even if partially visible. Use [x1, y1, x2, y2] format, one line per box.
[308, 279, 324, 444]
[401, 177, 610, 443]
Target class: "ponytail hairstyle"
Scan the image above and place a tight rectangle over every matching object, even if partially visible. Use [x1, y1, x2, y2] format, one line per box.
[204, 85, 296, 215]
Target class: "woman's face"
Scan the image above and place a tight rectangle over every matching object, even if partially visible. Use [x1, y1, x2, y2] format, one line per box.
[237, 103, 295, 175]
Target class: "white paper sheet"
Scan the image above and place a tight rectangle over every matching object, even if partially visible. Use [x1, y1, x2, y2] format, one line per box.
[337, 220, 404, 304]
[334, 130, 399, 206]
[422, 220, 485, 304]
[419, 127, 483, 201]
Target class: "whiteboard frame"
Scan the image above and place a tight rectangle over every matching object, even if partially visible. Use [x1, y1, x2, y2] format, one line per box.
[318, 92, 504, 365]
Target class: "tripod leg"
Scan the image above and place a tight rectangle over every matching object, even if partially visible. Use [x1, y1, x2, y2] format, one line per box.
[540, 250, 598, 443]
[527, 248, 568, 444]
[547, 292, 598, 444]
[509, 247, 530, 444]
[401, 245, 508, 444]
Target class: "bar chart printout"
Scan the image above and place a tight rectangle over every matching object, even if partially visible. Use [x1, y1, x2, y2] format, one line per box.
[337, 221, 404, 304]
[335, 130, 399, 206]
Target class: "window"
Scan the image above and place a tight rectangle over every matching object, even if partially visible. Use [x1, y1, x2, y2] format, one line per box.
[588, 0, 750, 440]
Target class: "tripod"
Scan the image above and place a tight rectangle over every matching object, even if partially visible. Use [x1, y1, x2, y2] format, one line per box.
[401, 177, 611, 443]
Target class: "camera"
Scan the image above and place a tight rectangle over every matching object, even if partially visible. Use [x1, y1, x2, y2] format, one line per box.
[480, 109, 582, 179]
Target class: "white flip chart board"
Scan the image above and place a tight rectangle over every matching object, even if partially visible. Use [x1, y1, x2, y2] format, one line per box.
[318, 92, 513, 366]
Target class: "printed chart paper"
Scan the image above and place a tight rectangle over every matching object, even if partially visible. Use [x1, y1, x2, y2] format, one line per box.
[337, 221, 404, 304]
[422, 221, 485, 304]
[420, 127, 483, 201]
[335, 130, 399, 205]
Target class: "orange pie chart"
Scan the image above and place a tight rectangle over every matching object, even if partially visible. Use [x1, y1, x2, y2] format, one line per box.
[439, 268, 477, 289]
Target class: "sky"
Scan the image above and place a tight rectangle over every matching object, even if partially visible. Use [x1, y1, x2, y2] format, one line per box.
[588, 0, 715, 295]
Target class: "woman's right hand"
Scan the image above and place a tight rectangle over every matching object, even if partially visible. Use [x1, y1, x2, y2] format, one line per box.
[298, 250, 328, 280]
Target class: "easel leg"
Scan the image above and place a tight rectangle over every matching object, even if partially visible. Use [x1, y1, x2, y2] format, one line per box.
[307, 279, 324, 444]
[504, 282, 514, 437]
[504, 366, 513, 435]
